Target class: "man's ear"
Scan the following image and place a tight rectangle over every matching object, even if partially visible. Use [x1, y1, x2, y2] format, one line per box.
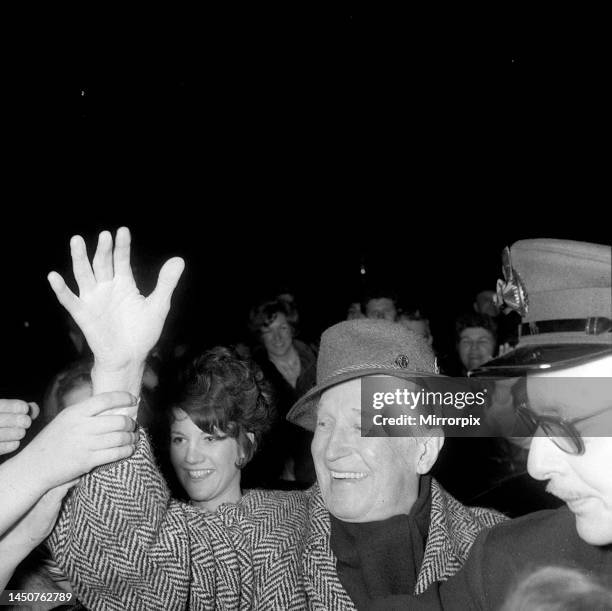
[416, 432, 444, 475]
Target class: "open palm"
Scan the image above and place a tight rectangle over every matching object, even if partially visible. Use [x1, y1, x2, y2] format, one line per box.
[48, 227, 184, 370]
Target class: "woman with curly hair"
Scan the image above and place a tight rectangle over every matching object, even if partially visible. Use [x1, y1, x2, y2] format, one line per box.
[160, 346, 274, 512]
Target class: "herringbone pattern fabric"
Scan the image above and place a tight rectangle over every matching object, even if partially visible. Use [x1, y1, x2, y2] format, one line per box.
[49, 434, 506, 609]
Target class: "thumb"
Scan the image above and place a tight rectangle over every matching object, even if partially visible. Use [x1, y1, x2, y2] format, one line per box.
[81, 391, 138, 416]
[149, 257, 185, 313]
[28, 402, 40, 421]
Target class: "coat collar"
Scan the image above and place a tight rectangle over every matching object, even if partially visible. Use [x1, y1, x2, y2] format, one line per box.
[302, 478, 504, 599]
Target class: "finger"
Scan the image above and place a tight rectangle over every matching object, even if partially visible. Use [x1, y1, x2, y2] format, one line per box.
[92, 444, 136, 466]
[74, 391, 138, 417]
[85, 414, 137, 434]
[48, 271, 81, 314]
[149, 257, 185, 314]
[92, 230, 114, 282]
[113, 226, 134, 278]
[28, 402, 40, 420]
[0, 426, 27, 442]
[92, 430, 139, 450]
[0, 399, 30, 415]
[0, 412, 31, 429]
[70, 235, 96, 294]
[0, 440, 20, 455]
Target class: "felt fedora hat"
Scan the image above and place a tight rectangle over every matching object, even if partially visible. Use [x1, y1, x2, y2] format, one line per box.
[286, 319, 442, 431]
[473, 238, 612, 376]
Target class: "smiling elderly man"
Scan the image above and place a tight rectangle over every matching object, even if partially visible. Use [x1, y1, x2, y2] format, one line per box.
[46, 228, 504, 611]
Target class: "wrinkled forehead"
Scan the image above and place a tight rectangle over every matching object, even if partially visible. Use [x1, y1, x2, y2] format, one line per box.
[527, 355, 612, 418]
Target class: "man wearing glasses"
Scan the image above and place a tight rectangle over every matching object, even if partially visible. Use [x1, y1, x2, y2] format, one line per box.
[409, 238, 612, 610]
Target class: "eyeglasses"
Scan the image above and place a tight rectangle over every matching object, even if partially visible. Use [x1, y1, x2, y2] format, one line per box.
[516, 402, 612, 456]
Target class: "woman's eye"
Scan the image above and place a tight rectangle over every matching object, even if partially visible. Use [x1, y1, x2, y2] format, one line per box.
[204, 436, 216, 443]
[171, 436, 185, 444]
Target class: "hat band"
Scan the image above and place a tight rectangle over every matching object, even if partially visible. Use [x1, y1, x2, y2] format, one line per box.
[520, 317, 612, 337]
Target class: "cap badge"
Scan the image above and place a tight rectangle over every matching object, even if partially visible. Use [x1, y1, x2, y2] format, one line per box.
[395, 354, 410, 368]
[494, 246, 529, 317]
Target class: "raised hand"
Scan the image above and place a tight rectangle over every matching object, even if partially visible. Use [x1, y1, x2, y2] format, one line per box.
[47, 227, 184, 374]
[0, 400, 39, 455]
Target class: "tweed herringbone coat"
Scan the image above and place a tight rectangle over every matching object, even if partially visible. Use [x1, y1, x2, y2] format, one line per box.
[49, 436, 505, 610]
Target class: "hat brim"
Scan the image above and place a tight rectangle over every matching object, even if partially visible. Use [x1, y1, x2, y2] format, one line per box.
[287, 367, 444, 432]
[471, 344, 612, 377]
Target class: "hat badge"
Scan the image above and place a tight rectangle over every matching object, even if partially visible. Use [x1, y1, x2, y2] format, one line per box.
[395, 354, 410, 368]
[494, 246, 529, 317]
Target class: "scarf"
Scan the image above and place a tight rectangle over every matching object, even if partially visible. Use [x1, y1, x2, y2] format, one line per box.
[330, 475, 432, 610]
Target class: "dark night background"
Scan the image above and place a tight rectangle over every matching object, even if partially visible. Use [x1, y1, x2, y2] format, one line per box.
[2, 7, 608, 400]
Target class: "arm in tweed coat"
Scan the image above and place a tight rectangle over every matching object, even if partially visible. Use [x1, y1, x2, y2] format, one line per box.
[48, 429, 507, 611]
[48, 431, 326, 611]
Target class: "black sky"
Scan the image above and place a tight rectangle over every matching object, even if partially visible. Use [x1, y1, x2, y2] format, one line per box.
[2, 7, 608, 398]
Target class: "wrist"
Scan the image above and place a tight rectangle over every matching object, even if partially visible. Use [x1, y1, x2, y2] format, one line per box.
[91, 361, 145, 397]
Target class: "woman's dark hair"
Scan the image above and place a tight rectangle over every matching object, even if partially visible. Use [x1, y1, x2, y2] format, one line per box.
[248, 296, 299, 336]
[166, 346, 275, 468]
[455, 312, 498, 343]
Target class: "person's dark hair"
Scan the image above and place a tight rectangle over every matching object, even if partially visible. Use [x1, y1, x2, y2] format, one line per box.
[455, 312, 498, 343]
[360, 287, 400, 315]
[167, 346, 275, 468]
[500, 565, 612, 610]
[248, 296, 299, 336]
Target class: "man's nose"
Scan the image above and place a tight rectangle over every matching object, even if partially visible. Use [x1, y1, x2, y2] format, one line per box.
[325, 425, 352, 462]
[527, 434, 564, 481]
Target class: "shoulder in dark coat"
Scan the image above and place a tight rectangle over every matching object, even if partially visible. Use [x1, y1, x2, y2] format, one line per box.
[436, 507, 612, 610]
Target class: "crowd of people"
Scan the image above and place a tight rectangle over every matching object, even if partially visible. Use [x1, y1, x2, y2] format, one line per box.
[1, 227, 611, 610]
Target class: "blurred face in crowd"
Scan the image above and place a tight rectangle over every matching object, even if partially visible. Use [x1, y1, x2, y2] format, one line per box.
[347, 302, 365, 320]
[527, 355, 612, 545]
[474, 290, 500, 317]
[398, 318, 433, 346]
[312, 378, 439, 522]
[170, 408, 243, 512]
[260, 312, 293, 358]
[365, 298, 397, 322]
[457, 327, 496, 371]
